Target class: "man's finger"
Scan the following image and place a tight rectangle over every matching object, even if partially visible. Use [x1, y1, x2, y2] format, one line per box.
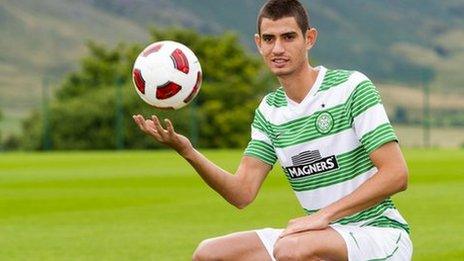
[141, 116, 164, 140]
[152, 115, 168, 138]
[146, 119, 157, 131]
[280, 228, 293, 238]
[281, 228, 302, 238]
[165, 119, 175, 135]
[132, 115, 141, 127]
[141, 117, 155, 133]
[280, 222, 309, 238]
[148, 128, 163, 141]
[134, 115, 148, 132]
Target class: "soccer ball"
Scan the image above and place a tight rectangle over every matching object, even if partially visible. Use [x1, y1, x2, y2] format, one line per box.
[132, 40, 202, 109]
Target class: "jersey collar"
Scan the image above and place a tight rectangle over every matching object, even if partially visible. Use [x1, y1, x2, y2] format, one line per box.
[286, 65, 327, 108]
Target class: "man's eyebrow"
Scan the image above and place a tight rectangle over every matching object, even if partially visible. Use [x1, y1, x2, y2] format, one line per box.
[281, 31, 298, 37]
[261, 31, 298, 37]
[261, 33, 275, 38]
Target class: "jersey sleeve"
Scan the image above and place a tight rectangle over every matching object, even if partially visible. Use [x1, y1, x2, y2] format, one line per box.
[244, 103, 277, 166]
[349, 76, 398, 154]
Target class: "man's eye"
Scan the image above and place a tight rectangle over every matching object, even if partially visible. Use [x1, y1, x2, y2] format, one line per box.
[284, 35, 295, 40]
[263, 36, 273, 42]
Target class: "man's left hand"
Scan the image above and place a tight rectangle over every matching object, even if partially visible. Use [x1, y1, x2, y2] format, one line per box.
[280, 211, 331, 238]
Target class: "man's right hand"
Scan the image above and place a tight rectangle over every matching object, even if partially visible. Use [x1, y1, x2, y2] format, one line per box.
[133, 114, 193, 156]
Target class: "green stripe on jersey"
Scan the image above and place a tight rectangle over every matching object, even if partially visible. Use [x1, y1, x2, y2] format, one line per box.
[304, 198, 394, 221]
[244, 139, 277, 165]
[319, 69, 353, 92]
[363, 216, 410, 234]
[265, 88, 287, 107]
[270, 103, 352, 148]
[337, 198, 395, 224]
[349, 80, 381, 118]
[251, 109, 270, 134]
[361, 123, 398, 154]
[285, 146, 374, 191]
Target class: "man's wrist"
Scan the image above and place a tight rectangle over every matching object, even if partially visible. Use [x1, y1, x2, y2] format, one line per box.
[318, 206, 338, 223]
[177, 144, 196, 160]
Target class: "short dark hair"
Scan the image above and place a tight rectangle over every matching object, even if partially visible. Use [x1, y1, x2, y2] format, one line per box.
[257, 0, 310, 35]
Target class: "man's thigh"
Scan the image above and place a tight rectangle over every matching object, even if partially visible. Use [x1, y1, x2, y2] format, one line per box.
[193, 230, 271, 261]
[273, 227, 348, 260]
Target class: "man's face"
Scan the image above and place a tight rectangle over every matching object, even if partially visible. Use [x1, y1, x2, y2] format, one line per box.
[255, 17, 315, 77]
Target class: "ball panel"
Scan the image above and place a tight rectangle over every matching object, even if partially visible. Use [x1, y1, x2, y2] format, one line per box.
[183, 71, 202, 103]
[141, 54, 172, 87]
[156, 81, 182, 100]
[170, 48, 189, 74]
[132, 68, 146, 94]
[142, 43, 163, 57]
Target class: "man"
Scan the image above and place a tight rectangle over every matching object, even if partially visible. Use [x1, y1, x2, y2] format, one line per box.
[133, 0, 412, 260]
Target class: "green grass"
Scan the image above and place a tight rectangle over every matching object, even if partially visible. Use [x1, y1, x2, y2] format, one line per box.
[0, 149, 463, 260]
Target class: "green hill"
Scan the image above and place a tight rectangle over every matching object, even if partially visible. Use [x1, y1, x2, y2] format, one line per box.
[85, 0, 464, 87]
[1, 0, 463, 136]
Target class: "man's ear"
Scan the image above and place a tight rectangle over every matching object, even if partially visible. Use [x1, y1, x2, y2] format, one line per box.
[254, 33, 263, 54]
[305, 27, 318, 50]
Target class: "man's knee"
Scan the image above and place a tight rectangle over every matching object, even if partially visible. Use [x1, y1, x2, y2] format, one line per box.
[273, 237, 307, 260]
[192, 238, 218, 261]
[273, 236, 319, 261]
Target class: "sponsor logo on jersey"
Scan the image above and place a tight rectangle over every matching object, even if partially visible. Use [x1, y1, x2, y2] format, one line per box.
[285, 150, 339, 179]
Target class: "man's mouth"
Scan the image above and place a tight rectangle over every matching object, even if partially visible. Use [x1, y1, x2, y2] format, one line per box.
[271, 58, 289, 67]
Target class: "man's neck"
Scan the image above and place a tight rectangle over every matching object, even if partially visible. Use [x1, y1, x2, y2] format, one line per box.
[278, 64, 319, 104]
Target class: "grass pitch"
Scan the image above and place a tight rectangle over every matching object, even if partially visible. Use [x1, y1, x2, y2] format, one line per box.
[1, 149, 463, 260]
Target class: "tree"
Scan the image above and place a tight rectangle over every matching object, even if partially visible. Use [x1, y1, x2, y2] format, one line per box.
[21, 27, 275, 150]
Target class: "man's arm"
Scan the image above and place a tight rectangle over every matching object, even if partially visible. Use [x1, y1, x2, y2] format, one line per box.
[133, 114, 272, 209]
[280, 141, 408, 237]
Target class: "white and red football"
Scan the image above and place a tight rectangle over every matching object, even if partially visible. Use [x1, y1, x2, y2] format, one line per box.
[132, 41, 202, 109]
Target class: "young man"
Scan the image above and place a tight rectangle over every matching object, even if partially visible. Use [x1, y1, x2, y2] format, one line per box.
[133, 0, 412, 260]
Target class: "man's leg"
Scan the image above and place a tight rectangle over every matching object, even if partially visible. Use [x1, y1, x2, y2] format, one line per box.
[273, 227, 348, 261]
[192, 230, 271, 261]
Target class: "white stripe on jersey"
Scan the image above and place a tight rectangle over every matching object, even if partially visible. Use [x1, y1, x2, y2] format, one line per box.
[353, 103, 391, 140]
[251, 126, 272, 144]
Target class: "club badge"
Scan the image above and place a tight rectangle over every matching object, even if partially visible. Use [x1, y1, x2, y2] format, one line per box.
[315, 111, 334, 134]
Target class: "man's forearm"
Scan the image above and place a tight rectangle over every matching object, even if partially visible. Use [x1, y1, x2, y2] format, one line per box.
[180, 147, 248, 208]
[316, 142, 409, 222]
[320, 164, 408, 223]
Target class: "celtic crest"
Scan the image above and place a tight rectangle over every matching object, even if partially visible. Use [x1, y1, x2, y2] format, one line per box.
[315, 111, 334, 134]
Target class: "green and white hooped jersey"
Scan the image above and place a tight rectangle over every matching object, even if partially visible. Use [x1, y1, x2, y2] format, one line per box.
[244, 66, 409, 233]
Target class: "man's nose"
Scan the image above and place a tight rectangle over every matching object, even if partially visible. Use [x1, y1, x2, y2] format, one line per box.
[272, 39, 285, 54]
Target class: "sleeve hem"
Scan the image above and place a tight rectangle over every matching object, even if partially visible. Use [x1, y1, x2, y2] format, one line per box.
[366, 137, 398, 154]
[243, 152, 276, 167]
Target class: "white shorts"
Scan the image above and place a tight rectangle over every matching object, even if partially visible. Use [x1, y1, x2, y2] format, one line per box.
[255, 224, 412, 260]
